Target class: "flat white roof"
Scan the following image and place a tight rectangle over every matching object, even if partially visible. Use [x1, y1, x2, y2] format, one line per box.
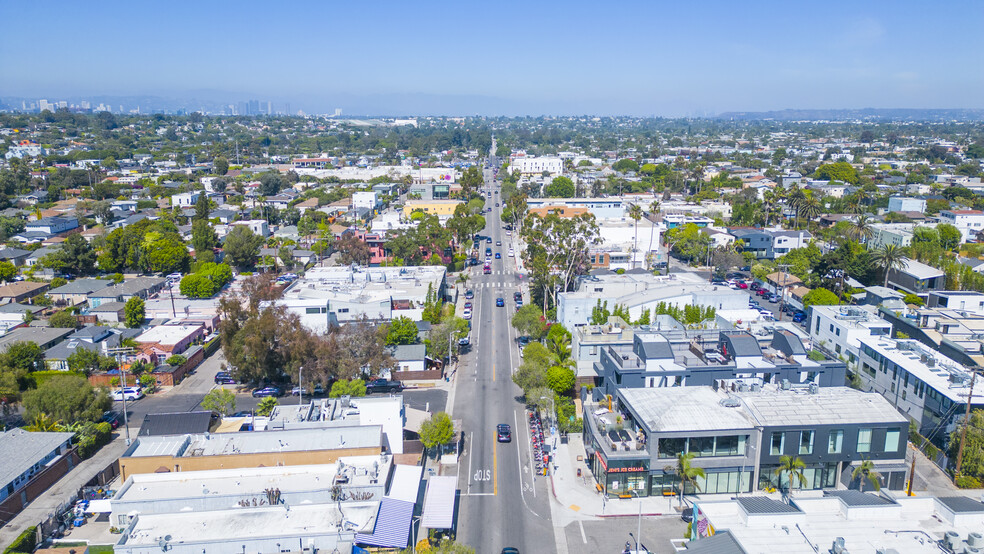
[126, 426, 382, 458]
[134, 323, 202, 345]
[862, 337, 984, 404]
[115, 457, 391, 502]
[119, 502, 378, 546]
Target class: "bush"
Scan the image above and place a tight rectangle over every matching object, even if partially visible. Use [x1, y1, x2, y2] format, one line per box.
[4, 526, 37, 553]
[902, 294, 924, 306]
[48, 310, 78, 328]
[165, 354, 187, 366]
[955, 475, 982, 489]
[76, 421, 113, 459]
[25, 370, 85, 389]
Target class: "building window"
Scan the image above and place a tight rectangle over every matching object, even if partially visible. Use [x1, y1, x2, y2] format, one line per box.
[857, 428, 872, 453]
[884, 429, 900, 453]
[828, 430, 843, 454]
[799, 431, 814, 455]
[770, 432, 785, 456]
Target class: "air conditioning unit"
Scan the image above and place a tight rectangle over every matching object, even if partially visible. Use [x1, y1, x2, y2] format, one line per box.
[943, 531, 960, 550]
[809, 383, 819, 394]
[781, 379, 791, 390]
[831, 537, 847, 554]
[969, 532, 984, 549]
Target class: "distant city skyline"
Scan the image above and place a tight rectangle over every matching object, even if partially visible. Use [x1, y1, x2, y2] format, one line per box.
[2, 0, 982, 116]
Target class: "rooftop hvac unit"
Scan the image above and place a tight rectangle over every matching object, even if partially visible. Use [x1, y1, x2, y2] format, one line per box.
[927, 358, 936, 367]
[943, 531, 960, 550]
[809, 383, 819, 394]
[970, 532, 984, 548]
[966, 548, 983, 554]
[750, 383, 762, 392]
[781, 379, 792, 391]
[738, 383, 749, 392]
[831, 537, 847, 554]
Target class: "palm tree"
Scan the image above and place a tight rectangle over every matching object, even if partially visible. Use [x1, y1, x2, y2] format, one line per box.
[773, 455, 808, 499]
[787, 185, 806, 229]
[628, 204, 643, 269]
[872, 244, 908, 287]
[665, 452, 705, 508]
[25, 412, 64, 432]
[799, 194, 823, 227]
[852, 458, 882, 492]
[646, 200, 661, 269]
[850, 214, 874, 244]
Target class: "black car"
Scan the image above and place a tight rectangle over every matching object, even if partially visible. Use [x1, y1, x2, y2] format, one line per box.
[513, 291, 522, 301]
[487, 237, 492, 244]
[497, 424, 512, 442]
[681, 507, 694, 523]
[366, 379, 403, 394]
[214, 372, 237, 384]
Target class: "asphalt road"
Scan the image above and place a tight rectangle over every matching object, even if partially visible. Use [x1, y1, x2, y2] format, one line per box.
[454, 166, 556, 553]
[564, 517, 687, 554]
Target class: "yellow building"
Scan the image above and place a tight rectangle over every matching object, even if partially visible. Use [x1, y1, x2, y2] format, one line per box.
[402, 199, 463, 219]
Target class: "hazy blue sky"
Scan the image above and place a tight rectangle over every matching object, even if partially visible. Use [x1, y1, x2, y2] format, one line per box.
[2, 0, 982, 115]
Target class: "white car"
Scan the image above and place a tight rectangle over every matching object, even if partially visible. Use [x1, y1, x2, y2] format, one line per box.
[462, 308, 472, 320]
[112, 387, 144, 401]
[508, 249, 515, 257]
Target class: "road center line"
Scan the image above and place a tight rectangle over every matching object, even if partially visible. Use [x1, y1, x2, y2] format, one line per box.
[467, 431, 473, 494]
[493, 430, 498, 496]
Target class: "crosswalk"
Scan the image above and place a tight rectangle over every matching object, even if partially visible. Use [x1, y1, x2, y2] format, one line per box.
[475, 282, 520, 288]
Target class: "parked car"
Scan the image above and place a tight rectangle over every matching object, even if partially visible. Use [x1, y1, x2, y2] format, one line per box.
[112, 387, 144, 402]
[750, 282, 761, 291]
[101, 410, 122, 429]
[252, 386, 282, 398]
[737, 282, 749, 289]
[214, 372, 237, 384]
[508, 249, 514, 257]
[463, 308, 472, 319]
[458, 334, 471, 346]
[465, 289, 474, 299]
[792, 311, 807, 323]
[366, 379, 403, 394]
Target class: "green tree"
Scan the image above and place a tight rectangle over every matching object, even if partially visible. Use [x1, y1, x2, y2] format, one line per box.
[1, 341, 43, 372]
[950, 409, 984, 482]
[852, 457, 882, 492]
[512, 303, 547, 340]
[329, 378, 367, 398]
[419, 411, 455, 449]
[385, 316, 419, 346]
[180, 273, 218, 298]
[200, 388, 236, 416]
[223, 225, 265, 269]
[0, 260, 16, 283]
[49, 310, 78, 329]
[872, 244, 908, 287]
[802, 287, 840, 308]
[774, 455, 808, 497]
[937, 223, 962, 251]
[815, 161, 859, 184]
[192, 219, 219, 262]
[546, 365, 575, 395]
[256, 396, 278, 416]
[66, 347, 100, 375]
[124, 296, 145, 328]
[22, 375, 111, 425]
[544, 176, 575, 198]
[140, 230, 191, 274]
[42, 233, 97, 276]
[613, 159, 640, 173]
[214, 157, 229, 176]
[165, 354, 187, 366]
[428, 317, 470, 360]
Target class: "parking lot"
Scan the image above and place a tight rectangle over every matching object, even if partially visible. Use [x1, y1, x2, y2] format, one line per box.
[718, 275, 809, 326]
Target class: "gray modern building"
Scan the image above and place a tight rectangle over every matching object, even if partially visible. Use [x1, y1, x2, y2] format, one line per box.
[583, 385, 909, 498]
[595, 330, 847, 399]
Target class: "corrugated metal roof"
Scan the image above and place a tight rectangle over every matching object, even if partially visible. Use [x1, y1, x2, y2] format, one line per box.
[421, 475, 457, 529]
[824, 490, 895, 506]
[684, 530, 748, 553]
[738, 496, 801, 514]
[937, 496, 984, 514]
[355, 497, 413, 548]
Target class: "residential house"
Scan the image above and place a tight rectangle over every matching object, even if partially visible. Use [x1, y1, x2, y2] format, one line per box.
[47, 278, 113, 306]
[44, 326, 142, 371]
[88, 301, 127, 324]
[888, 196, 927, 213]
[170, 191, 200, 208]
[229, 219, 270, 238]
[87, 277, 166, 309]
[25, 216, 78, 236]
[0, 281, 49, 304]
[0, 326, 75, 351]
[389, 344, 426, 372]
[885, 258, 945, 296]
[0, 247, 31, 266]
[133, 322, 206, 363]
[0, 303, 44, 333]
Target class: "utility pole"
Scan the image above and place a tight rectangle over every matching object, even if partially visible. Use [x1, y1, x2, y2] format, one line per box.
[954, 368, 978, 482]
[907, 455, 915, 496]
[776, 264, 791, 322]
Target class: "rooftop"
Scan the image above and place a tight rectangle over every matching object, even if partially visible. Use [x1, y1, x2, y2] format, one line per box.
[48, 278, 113, 295]
[118, 502, 379, 547]
[0, 428, 74, 488]
[861, 336, 984, 404]
[114, 457, 392, 503]
[125, 426, 383, 458]
[134, 323, 203, 345]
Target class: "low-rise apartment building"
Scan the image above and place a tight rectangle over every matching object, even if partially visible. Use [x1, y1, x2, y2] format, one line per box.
[807, 305, 892, 372]
[888, 196, 927, 213]
[886, 258, 945, 296]
[857, 337, 984, 438]
[937, 209, 984, 243]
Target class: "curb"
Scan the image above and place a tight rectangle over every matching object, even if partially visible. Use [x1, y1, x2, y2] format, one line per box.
[597, 512, 666, 518]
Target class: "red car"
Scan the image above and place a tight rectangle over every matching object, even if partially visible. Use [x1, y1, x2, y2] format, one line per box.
[737, 282, 749, 289]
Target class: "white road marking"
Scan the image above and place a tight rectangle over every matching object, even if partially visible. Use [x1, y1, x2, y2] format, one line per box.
[579, 520, 587, 543]
[467, 431, 474, 494]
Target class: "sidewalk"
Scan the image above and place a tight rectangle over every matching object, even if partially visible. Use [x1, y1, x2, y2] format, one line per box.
[549, 434, 680, 517]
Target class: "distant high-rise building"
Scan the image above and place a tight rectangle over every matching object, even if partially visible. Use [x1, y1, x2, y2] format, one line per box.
[39, 99, 51, 112]
[333, 108, 342, 117]
[266, 101, 272, 115]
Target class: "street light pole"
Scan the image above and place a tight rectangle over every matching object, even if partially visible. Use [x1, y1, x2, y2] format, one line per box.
[298, 366, 303, 406]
